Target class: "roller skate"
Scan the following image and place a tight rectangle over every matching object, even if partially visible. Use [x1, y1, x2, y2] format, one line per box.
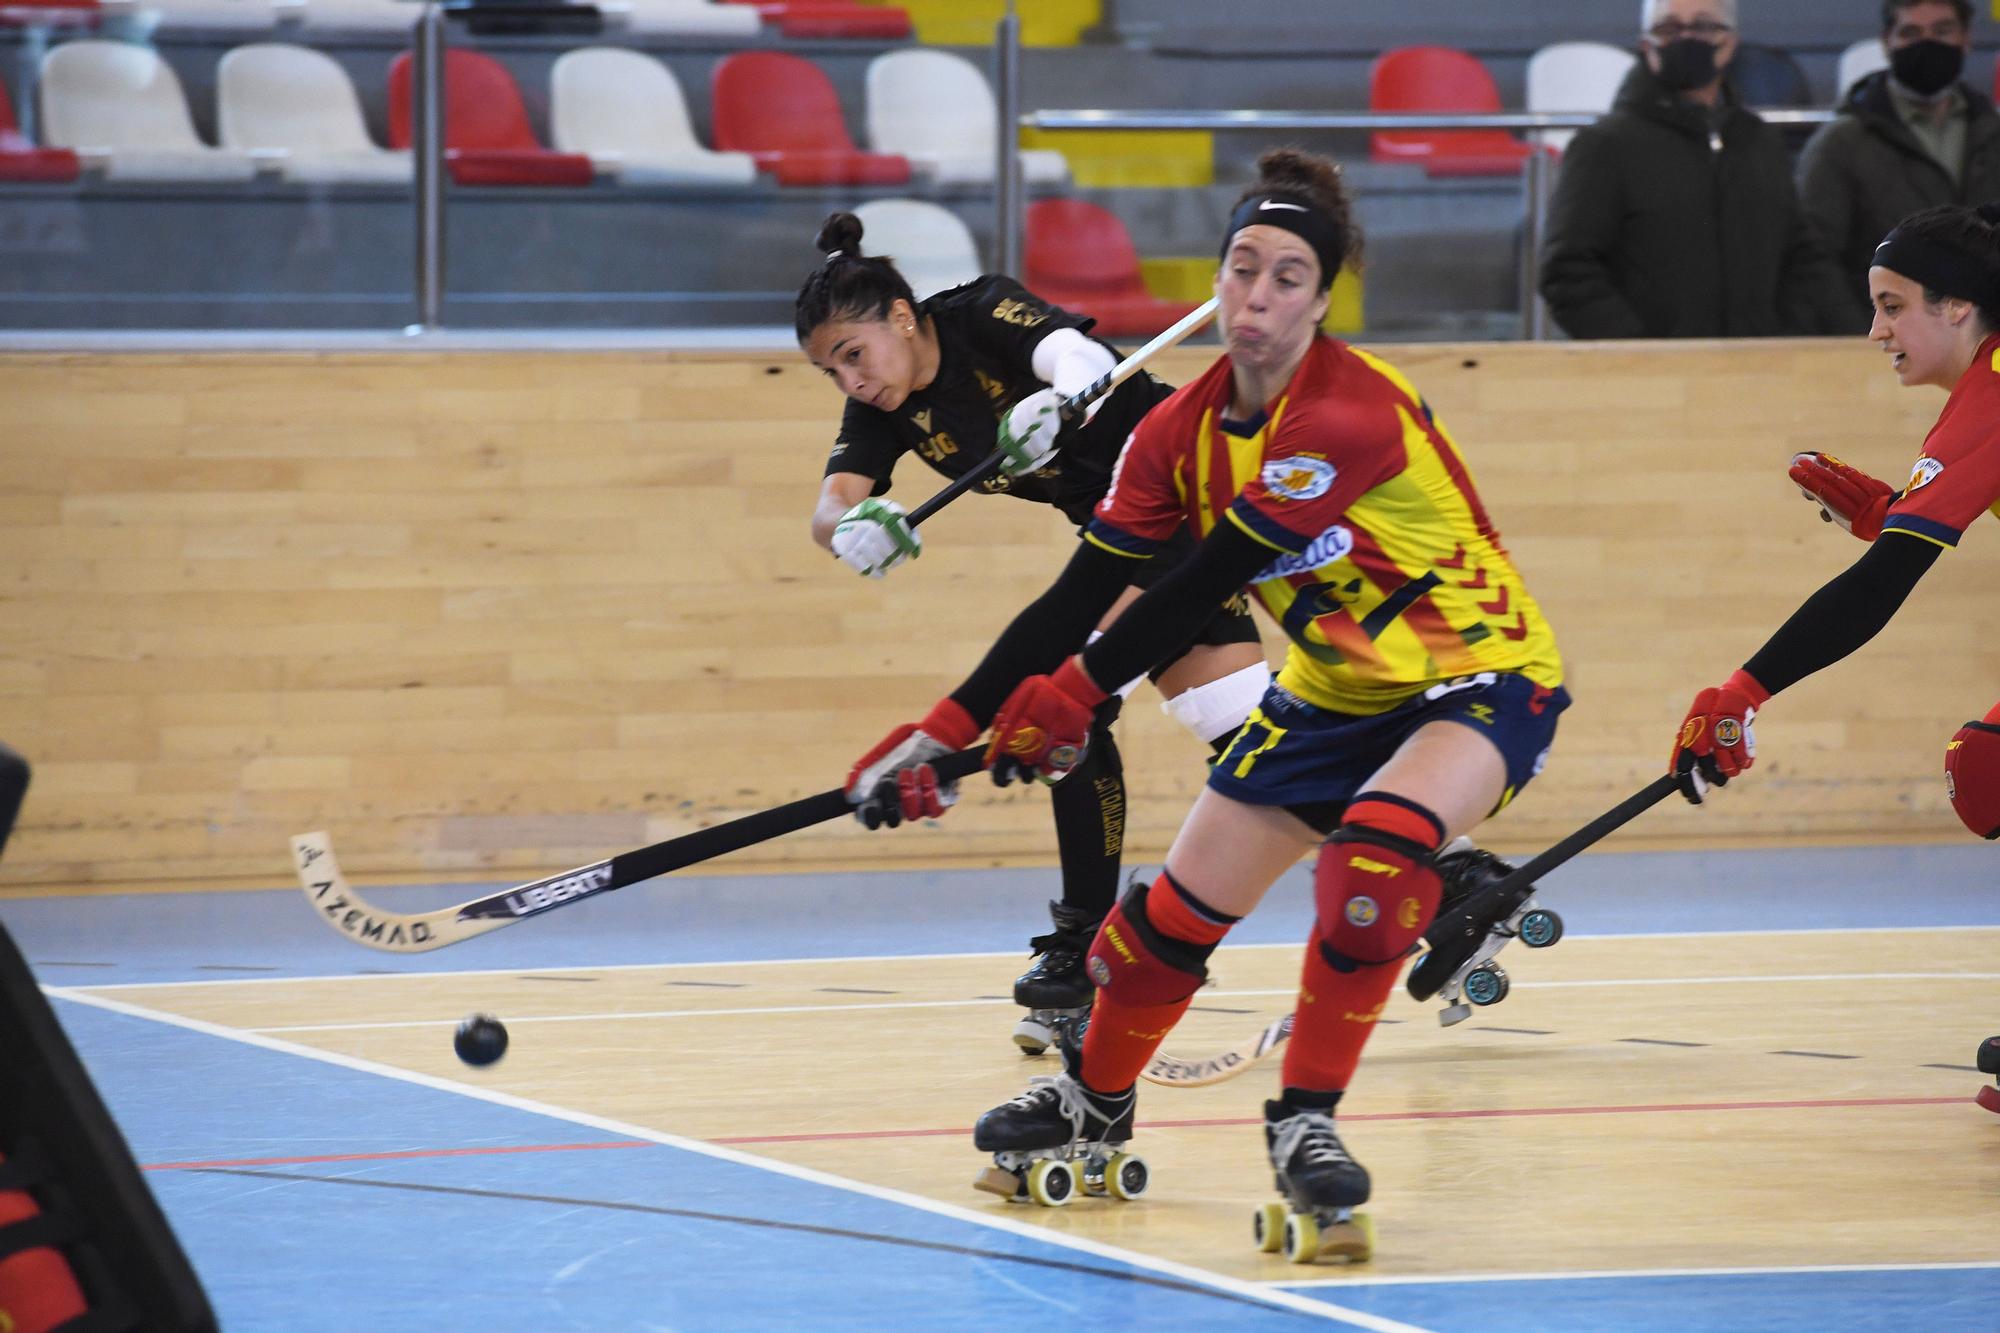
[1253, 1099, 1374, 1264]
[971, 1050, 1148, 1207]
[1406, 839, 1563, 1027]
[1978, 1036, 2000, 1115]
[1011, 901, 1100, 1056]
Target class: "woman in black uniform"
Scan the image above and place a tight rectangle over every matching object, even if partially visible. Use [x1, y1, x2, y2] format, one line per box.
[796, 211, 1271, 1054]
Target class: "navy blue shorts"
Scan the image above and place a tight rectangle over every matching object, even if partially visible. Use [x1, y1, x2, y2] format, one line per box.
[1207, 672, 1570, 834]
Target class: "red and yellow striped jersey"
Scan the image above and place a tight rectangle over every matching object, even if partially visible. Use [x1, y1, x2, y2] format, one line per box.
[1089, 335, 1563, 715]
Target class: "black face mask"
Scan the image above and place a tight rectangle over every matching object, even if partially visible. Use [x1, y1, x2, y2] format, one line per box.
[1890, 39, 1965, 98]
[1653, 37, 1720, 93]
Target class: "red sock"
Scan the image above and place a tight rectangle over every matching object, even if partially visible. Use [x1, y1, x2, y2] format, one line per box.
[1280, 795, 1442, 1095]
[1079, 872, 1234, 1093]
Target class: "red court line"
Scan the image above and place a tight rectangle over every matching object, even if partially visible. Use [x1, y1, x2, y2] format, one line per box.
[141, 1094, 1968, 1169]
[143, 1141, 650, 1172]
[712, 1094, 1965, 1144]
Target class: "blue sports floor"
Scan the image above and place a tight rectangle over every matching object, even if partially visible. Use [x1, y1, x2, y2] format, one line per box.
[7, 841, 1999, 1331]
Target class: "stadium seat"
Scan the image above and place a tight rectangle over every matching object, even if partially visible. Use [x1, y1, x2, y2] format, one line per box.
[1369, 45, 1531, 177]
[714, 0, 907, 39]
[39, 40, 259, 181]
[550, 47, 754, 187]
[387, 49, 593, 187]
[218, 43, 410, 184]
[0, 71, 81, 182]
[1024, 198, 1199, 338]
[865, 49, 1066, 187]
[853, 198, 981, 299]
[614, 0, 757, 36]
[1730, 44, 1810, 106]
[300, 0, 422, 32]
[1836, 38, 1888, 96]
[711, 52, 909, 187]
[1525, 40, 1633, 154]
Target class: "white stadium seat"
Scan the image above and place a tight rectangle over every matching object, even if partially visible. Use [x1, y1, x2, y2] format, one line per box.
[217, 44, 411, 185]
[853, 198, 982, 300]
[610, 0, 758, 37]
[1525, 40, 1635, 154]
[865, 48, 1067, 187]
[1837, 38, 1889, 96]
[550, 47, 756, 187]
[40, 40, 258, 181]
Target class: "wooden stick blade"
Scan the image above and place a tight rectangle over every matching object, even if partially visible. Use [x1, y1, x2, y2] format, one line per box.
[290, 832, 508, 954]
[1141, 1012, 1293, 1088]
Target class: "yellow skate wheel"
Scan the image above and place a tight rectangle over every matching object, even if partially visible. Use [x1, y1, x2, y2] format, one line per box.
[1318, 1212, 1376, 1264]
[1025, 1158, 1076, 1207]
[1104, 1152, 1149, 1202]
[1253, 1202, 1287, 1253]
[1282, 1212, 1320, 1264]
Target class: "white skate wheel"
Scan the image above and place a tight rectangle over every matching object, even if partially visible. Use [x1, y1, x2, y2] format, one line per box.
[1025, 1158, 1075, 1207]
[1012, 1016, 1054, 1055]
[1105, 1152, 1148, 1201]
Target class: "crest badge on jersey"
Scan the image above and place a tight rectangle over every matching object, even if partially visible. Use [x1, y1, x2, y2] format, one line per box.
[1260, 455, 1337, 501]
[1907, 457, 1944, 492]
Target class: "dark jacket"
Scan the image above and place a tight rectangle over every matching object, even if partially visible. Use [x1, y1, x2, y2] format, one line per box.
[1539, 62, 1850, 339]
[1798, 71, 2000, 330]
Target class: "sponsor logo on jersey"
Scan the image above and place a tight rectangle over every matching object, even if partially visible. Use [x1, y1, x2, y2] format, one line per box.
[1260, 454, 1336, 501]
[1256, 524, 1354, 579]
[1907, 456, 1944, 492]
[1344, 895, 1380, 927]
[991, 298, 1050, 328]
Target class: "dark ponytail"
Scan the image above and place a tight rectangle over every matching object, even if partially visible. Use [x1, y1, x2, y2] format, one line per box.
[794, 212, 920, 342]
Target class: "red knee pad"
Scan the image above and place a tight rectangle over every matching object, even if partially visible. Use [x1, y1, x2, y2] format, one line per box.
[1946, 707, 2000, 840]
[1086, 881, 1213, 1006]
[1314, 829, 1441, 968]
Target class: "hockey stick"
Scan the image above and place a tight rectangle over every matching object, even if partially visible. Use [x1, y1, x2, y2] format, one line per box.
[1136, 773, 1679, 1087]
[292, 749, 988, 954]
[902, 297, 1219, 529]
[1406, 772, 1678, 1001]
[1142, 1012, 1292, 1088]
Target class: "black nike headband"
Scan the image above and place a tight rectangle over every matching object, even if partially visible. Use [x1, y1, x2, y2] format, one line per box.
[1221, 192, 1344, 291]
[1872, 228, 2000, 310]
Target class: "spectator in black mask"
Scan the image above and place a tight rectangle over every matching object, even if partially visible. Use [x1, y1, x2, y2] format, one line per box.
[1540, 0, 1850, 338]
[1799, 0, 2000, 329]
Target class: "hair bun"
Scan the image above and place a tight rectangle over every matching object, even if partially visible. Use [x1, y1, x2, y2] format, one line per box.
[814, 211, 865, 259]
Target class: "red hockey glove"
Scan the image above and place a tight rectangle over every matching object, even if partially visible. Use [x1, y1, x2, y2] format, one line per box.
[987, 657, 1105, 787]
[1670, 668, 1771, 805]
[1789, 452, 1894, 542]
[846, 698, 979, 829]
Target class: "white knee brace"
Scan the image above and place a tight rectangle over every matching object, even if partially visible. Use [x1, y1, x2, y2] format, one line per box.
[1160, 662, 1272, 744]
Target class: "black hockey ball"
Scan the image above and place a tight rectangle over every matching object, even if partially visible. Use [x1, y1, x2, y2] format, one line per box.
[454, 1013, 509, 1067]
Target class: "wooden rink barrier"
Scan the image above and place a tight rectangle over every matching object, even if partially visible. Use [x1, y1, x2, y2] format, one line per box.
[0, 337, 1991, 891]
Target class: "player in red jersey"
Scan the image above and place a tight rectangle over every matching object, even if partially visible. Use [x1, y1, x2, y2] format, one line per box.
[1670, 203, 2000, 810]
[846, 149, 1570, 1260]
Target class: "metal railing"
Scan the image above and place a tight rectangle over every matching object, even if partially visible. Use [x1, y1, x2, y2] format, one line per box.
[1002, 92, 1836, 341]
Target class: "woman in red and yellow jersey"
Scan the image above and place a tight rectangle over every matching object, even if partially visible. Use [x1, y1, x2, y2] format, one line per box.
[847, 148, 1569, 1254]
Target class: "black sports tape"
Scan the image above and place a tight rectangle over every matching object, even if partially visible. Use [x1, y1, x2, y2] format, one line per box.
[1325, 822, 1438, 866]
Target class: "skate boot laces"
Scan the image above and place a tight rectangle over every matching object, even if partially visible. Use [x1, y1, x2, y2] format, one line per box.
[1270, 1110, 1353, 1173]
[1005, 1072, 1122, 1149]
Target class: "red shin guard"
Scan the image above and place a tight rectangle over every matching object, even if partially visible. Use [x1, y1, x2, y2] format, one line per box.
[1078, 872, 1234, 1092]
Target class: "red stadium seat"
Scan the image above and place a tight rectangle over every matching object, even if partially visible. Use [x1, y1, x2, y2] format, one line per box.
[711, 52, 909, 187]
[387, 49, 593, 187]
[1024, 198, 1201, 339]
[1370, 45, 1531, 177]
[0, 73, 80, 183]
[715, 0, 909, 40]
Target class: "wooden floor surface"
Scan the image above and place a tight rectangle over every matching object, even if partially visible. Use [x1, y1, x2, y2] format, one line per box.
[92, 929, 2000, 1284]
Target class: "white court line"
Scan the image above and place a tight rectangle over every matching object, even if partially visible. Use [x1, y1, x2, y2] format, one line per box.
[65, 923, 2000, 992]
[1275, 1259, 2000, 1289]
[47, 985, 1430, 1333]
[246, 971, 2000, 1034]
